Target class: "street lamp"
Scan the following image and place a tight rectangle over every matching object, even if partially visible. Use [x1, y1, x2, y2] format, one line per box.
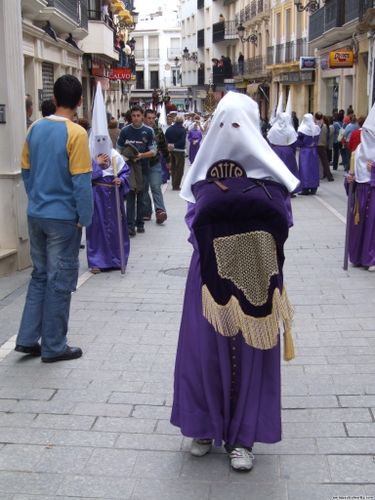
[294, 0, 320, 13]
[236, 24, 257, 45]
[182, 47, 198, 62]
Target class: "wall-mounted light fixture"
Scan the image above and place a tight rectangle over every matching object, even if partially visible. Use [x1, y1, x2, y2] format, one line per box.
[236, 24, 257, 45]
[182, 47, 198, 62]
[116, 10, 139, 31]
[294, 0, 320, 13]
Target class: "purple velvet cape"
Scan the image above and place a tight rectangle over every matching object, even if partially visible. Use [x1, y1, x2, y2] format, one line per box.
[171, 178, 292, 448]
[188, 129, 202, 164]
[86, 159, 131, 269]
[345, 166, 375, 267]
[271, 143, 301, 191]
[296, 132, 320, 190]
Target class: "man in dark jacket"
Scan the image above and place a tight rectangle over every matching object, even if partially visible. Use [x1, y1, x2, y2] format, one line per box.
[165, 115, 187, 190]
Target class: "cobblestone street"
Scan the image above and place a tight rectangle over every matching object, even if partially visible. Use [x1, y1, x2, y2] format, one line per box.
[0, 166, 374, 500]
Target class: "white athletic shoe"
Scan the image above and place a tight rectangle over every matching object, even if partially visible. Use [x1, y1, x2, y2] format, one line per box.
[190, 439, 213, 457]
[230, 447, 254, 471]
[368, 266, 375, 272]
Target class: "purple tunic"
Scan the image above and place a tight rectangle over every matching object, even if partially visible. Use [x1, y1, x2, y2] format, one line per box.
[171, 179, 292, 448]
[188, 129, 202, 164]
[296, 132, 320, 190]
[345, 166, 375, 267]
[86, 159, 131, 270]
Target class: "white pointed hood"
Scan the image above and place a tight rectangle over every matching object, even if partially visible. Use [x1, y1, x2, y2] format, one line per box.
[355, 102, 375, 183]
[285, 92, 292, 117]
[298, 113, 320, 137]
[89, 81, 112, 160]
[180, 92, 300, 203]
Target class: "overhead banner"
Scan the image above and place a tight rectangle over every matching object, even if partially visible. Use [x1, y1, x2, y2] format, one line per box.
[329, 51, 354, 68]
[300, 57, 316, 70]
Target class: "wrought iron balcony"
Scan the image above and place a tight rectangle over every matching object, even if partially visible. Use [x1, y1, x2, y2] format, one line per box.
[212, 20, 238, 43]
[148, 49, 160, 59]
[275, 44, 284, 65]
[47, 0, 78, 22]
[167, 48, 182, 58]
[309, 0, 362, 43]
[134, 49, 145, 59]
[359, 0, 374, 21]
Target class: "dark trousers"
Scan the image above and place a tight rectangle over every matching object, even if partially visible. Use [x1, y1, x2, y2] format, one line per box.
[317, 146, 333, 181]
[170, 151, 185, 189]
[333, 142, 343, 170]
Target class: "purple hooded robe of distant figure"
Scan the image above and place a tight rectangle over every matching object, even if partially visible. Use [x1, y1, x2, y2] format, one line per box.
[188, 126, 202, 164]
[86, 154, 131, 270]
[296, 114, 321, 194]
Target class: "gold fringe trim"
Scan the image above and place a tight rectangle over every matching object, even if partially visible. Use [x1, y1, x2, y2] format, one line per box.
[202, 284, 295, 361]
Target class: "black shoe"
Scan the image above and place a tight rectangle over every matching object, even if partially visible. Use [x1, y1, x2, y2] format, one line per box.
[137, 227, 145, 234]
[328, 178, 335, 182]
[15, 343, 41, 356]
[41, 346, 82, 363]
[128, 227, 136, 237]
[79, 244, 85, 249]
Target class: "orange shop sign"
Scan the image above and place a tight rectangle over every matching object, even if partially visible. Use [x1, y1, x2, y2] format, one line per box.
[329, 51, 354, 68]
[108, 68, 131, 80]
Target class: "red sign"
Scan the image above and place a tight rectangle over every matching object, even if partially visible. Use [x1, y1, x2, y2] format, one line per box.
[108, 68, 132, 80]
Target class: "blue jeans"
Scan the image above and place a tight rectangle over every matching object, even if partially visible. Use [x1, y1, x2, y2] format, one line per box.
[144, 162, 166, 214]
[126, 162, 149, 230]
[17, 217, 82, 358]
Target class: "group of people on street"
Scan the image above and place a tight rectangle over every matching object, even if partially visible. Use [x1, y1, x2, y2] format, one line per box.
[16, 77, 375, 483]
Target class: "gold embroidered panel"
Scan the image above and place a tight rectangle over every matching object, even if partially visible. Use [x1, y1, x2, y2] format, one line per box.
[213, 231, 279, 307]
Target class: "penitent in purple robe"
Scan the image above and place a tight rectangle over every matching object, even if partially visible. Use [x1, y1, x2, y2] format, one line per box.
[86, 159, 131, 270]
[296, 132, 320, 190]
[271, 143, 300, 191]
[345, 167, 375, 267]
[171, 178, 293, 449]
[188, 128, 202, 164]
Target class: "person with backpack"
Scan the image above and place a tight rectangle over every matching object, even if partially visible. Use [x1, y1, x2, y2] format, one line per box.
[332, 111, 346, 171]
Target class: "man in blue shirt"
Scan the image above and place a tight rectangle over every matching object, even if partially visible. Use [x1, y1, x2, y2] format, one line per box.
[117, 106, 156, 235]
[15, 75, 93, 363]
[165, 115, 187, 190]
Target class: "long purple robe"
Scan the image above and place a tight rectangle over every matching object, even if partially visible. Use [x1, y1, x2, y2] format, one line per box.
[296, 132, 320, 190]
[171, 179, 293, 449]
[188, 129, 202, 164]
[86, 159, 131, 270]
[345, 166, 375, 267]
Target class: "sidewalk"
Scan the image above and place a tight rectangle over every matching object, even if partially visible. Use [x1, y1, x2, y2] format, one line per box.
[0, 166, 374, 500]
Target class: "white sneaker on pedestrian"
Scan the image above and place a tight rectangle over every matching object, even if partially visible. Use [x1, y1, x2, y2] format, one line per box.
[230, 447, 254, 471]
[190, 439, 213, 457]
[368, 265, 375, 272]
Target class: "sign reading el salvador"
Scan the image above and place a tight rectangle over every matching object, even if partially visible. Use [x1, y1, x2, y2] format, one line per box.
[329, 51, 354, 68]
[300, 57, 316, 70]
[108, 68, 132, 80]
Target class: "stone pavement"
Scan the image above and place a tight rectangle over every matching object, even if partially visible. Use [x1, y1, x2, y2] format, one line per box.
[0, 165, 374, 500]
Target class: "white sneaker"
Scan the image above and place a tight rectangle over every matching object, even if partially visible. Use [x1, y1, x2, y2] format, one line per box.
[190, 439, 213, 457]
[368, 266, 375, 272]
[230, 447, 254, 471]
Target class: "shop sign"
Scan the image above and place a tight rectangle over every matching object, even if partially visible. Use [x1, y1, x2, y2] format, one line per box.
[109, 80, 120, 91]
[300, 57, 316, 70]
[92, 61, 107, 77]
[108, 68, 132, 80]
[329, 51, 354, 68]
[320, 53, 330, 70]
[279, 71, 315, 84]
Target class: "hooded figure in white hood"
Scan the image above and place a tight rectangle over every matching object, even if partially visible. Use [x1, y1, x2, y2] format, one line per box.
[86, 82, 131, 273]
[345, 103, 375, 270]
[171, 92, 297, 471]
[296, 113, 321, 195]
[267, 92, 300, 192]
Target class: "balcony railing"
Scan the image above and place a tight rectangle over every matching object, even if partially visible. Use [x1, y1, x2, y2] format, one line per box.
[47, 0, 78, 22]
[148, 49, 160, 58]
[135, 79, 163, 90]
[212, 20, 238, 42]
[88, 9, 114, 30]
[164, 77, 181, 87]
[167, 48, 182, 58]
[309, 0, 362, 42]
[267, 38, 310, 65]
[235, 11, 245, 27]
[360, 0, 374, 20]
[197, 29, 205, 48]
[134, 49, 145, 59]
